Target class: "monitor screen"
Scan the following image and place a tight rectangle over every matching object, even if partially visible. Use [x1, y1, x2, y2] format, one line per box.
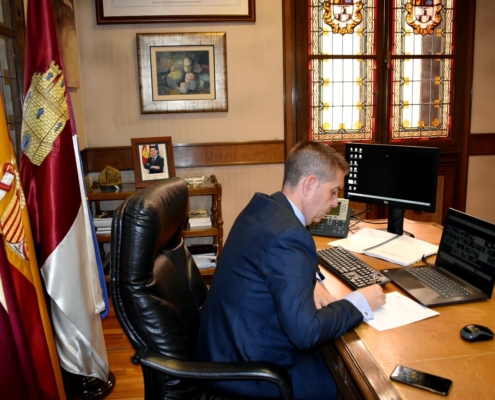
[345, 143, 439, 235]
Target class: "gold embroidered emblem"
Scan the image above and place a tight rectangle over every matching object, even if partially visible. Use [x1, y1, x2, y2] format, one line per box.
[21, 61, 69, 166]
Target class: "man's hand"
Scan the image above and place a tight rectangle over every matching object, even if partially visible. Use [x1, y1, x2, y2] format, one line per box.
[314, 281, 337, 309]
[357, 285, 386, 311]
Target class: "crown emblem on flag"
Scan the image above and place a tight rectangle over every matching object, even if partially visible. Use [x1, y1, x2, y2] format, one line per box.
[20, 61, 69, 166]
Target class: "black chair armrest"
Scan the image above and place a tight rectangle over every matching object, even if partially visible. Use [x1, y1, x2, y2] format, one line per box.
[132, 346, 293, 400]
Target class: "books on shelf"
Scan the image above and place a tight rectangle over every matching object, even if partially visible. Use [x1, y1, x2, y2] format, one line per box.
[93, 210, 114, 228]
[188, 209, 212, 228]
[188, 244, 217, 270]
[95, 226, 112, 235]
[191, 253, 216, 269]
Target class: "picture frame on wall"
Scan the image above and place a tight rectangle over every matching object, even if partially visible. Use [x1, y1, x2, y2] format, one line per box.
[136, 32, 228, 114]
[95, 0, 255, 24]
[131, 137, 176, 188]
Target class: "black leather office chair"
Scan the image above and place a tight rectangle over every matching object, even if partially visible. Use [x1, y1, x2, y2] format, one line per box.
[110, 177, 292, 399]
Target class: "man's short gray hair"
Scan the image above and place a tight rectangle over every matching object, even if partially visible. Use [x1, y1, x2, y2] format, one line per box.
[283, 141, 350, 189]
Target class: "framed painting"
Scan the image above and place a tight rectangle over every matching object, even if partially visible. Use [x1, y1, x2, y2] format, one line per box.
[131, 137, 176, 188]
[96, 0, 255, 24]
[136, 32, 228, 114]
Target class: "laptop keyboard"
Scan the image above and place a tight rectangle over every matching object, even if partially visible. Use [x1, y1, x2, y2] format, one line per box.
[317, 246, 390, 290]
[407, 267, 478, 298]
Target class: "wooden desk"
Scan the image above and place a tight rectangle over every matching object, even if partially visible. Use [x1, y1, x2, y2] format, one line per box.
[316, 219, 495, 399]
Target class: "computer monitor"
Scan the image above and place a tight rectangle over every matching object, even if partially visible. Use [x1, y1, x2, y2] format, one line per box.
[344, 143, 439, 235]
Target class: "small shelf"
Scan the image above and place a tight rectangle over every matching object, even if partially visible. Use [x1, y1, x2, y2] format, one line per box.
[88, 175, 223, 281]
[96, 233, 111, 243]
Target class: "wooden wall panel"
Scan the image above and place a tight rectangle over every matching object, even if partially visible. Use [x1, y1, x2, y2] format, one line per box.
[469, 133, 495, 156]
[81, 141, 285, 173]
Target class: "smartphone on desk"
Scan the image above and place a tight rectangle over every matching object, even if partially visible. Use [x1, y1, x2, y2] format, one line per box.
[390, 365, 452, 396]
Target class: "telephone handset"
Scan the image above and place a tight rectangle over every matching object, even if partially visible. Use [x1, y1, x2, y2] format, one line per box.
[309, 198, 352, 238]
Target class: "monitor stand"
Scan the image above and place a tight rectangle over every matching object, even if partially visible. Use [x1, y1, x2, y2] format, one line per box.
[386, 206, 414, 237]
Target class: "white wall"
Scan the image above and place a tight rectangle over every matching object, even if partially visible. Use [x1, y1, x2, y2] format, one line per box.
[72, 0, 286, 238]
[73, 0, 284, 147]
[466, 0, 495, 224]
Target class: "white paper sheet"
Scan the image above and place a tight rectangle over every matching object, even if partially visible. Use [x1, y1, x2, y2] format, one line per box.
[365, 291, 439, 331]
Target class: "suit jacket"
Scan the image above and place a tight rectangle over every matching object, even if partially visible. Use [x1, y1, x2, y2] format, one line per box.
[196, 192, 363, 398]
[144, 155, 164, 174]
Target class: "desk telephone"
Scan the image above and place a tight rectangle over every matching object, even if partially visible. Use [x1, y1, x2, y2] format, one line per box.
[309, 199, 352, 238]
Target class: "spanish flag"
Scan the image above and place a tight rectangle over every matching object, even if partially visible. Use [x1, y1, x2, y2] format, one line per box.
[141, 144, 149, 166]
[0, 92, 64, 399]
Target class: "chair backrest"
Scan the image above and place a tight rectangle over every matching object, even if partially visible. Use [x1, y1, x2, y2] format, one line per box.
[110, 177, 208, 360]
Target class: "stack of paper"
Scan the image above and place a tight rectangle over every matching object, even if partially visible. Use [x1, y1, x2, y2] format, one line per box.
[189, 217, 212, 228]
[188, 209, 212, 228]
[93, 210, 113, 235]
[192, 253, 216, 269]
[331, 228, 438, 266]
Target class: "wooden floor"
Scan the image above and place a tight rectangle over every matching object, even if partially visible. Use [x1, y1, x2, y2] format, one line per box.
[102, 297, 145, 400]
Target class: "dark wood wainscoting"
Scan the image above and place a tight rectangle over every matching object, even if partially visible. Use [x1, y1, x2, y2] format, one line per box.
[81, 140, 285, 173]
[469, 133, 495, 156]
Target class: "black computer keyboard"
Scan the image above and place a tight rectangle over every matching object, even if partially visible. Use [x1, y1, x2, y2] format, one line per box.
[317, 246, 391, 290]
[407, 267, 475, 298]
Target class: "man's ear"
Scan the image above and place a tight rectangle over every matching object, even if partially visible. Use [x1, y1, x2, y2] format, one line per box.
[302, 175, 317, 197]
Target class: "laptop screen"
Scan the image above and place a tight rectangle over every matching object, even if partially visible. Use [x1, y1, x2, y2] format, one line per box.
[436, 209, 495, 298]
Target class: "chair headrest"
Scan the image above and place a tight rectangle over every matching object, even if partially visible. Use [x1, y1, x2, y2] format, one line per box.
[123, 177, 188, 261]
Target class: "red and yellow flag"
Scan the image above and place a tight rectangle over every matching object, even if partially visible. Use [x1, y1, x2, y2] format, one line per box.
[141, 144, 149, 166]
[0, 92, 64, 399]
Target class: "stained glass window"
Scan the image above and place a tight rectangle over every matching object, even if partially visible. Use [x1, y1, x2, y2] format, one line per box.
[308, 0, 455, 142]
[309, 0, 377, 141]
[391, 0, 454, 139]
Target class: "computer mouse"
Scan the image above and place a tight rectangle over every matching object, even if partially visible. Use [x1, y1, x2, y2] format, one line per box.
[460, 324, 494, 342]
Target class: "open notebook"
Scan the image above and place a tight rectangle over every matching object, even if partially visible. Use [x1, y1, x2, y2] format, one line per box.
[381, 208, 495, 307]
[330, 227, 438, 266]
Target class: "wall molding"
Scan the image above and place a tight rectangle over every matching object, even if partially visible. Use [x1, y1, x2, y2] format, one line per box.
[469, 133, 495, 156]
[81, 140, 285, 173]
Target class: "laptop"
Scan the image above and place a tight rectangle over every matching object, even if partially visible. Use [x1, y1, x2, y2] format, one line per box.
[381, 208, 495, 307]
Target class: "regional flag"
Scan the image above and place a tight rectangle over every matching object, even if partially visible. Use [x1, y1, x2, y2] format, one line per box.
[20, 0, 110, 383]
[0, 93, 64, 399]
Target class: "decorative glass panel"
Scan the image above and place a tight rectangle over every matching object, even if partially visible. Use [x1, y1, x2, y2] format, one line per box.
[311, 0, 376, 56]
[391, 0, 454, 139]
[311, 58, 375, 141]
[310, 0, 376, 142]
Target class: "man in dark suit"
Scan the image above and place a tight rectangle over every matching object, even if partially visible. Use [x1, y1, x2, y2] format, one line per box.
[144, 145, 164, 174]
[196, 142, 385, 399]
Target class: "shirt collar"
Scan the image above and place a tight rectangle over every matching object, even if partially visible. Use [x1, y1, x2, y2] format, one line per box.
[286, 196, 306, 226]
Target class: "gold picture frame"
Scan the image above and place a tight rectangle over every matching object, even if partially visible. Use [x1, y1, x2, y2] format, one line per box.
[131, 137, 176, 188]
[137, 32, 228, 114]
[96, 0, 255, 24]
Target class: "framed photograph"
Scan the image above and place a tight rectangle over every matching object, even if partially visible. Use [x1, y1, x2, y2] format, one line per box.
[131, 137, 176, 188]
[137, 32, 227, 114]
[96, 0, 255, 24]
